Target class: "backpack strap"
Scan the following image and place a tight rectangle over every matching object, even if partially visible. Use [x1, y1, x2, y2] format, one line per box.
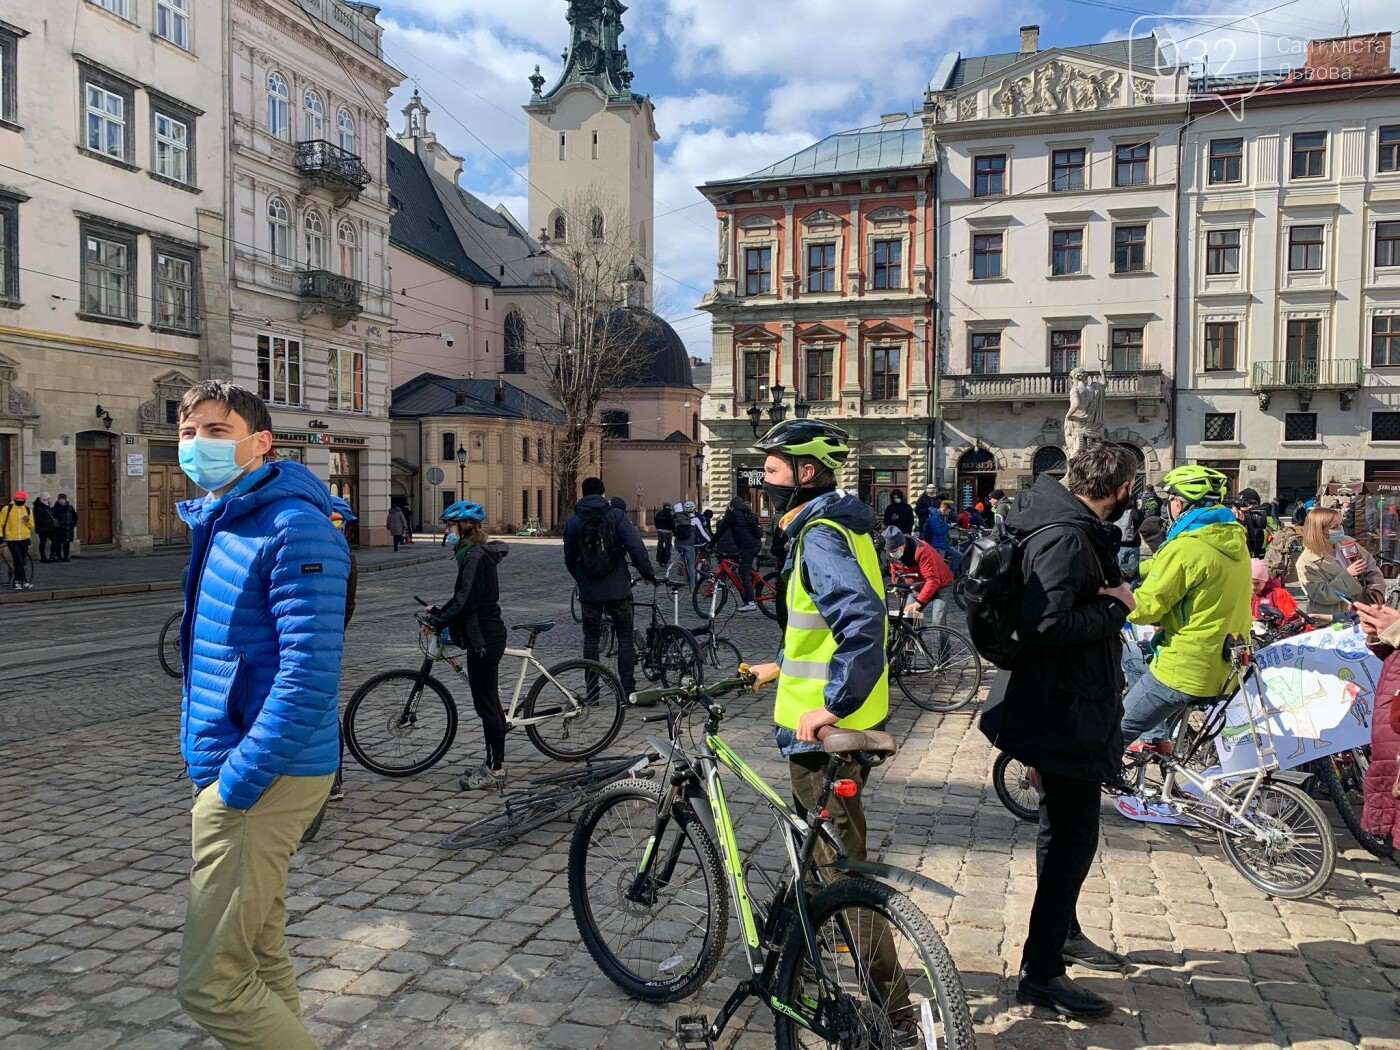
[1014, 521, 1107, 584]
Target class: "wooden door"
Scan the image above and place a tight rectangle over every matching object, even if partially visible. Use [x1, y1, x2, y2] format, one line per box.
[147, 464, 190, 546]
[78, 447, 114, 544]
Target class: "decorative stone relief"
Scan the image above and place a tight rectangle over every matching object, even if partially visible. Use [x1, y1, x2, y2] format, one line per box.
[138, 371, 196, 435]
[800, 209, 840, 228]
[716, 215, 729, 279]
[0, 354, 36, 421]
[991, 61, 1123, 117]
[1132, 77, 1155, 105]
[958, 96, 978, 121]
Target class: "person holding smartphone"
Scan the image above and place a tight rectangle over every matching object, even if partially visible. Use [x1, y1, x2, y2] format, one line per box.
[1296, 507, 1384, 618]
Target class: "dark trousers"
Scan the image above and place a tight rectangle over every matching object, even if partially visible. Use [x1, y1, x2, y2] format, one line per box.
[656, 530, 672, 566]
[6, 540, 30, 584]
[465, 645, 507, 770]
[38, 530, 54, 562]
[1022, 770, 1101, 981]
[53, 534, 70, 561]
[582, 598, 635, 694]
[735, 548, 757, 603]
[392, 534, 403, 551]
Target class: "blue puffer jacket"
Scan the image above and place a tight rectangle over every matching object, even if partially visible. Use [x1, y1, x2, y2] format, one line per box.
[178, 461, 350, 810]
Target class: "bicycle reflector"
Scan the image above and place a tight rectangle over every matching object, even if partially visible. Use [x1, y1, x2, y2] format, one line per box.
[833, 779, 859, 799]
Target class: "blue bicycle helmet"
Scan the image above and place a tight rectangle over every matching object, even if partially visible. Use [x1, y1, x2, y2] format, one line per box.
[441, 500, 486, 524]
[329, 495, 358, 522]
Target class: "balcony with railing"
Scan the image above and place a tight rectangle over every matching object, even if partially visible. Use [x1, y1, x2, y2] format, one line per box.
[1250, 358, 1362, 410]
[939, 367, 1165, 403]
[298, 270, 362, 327]
[294, 140, 372, 203]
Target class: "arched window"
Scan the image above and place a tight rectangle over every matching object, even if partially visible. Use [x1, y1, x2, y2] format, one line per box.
[303, 210, 326, 270]
[303, 89, 325, 140]
[267, 196, 291, 265]
[590, 211, 605, 241]
[1117, 441, 1147, 498]
[267, 71, 290, 140]
[336, 107, 356, 153]
[601, 410, 630, 440]
[691, 412, 699, 441]
[441, 431, 456, 462]
[337, 220, 358, 278]
[503, 310, 526, 374]
[1031, 445, 1066, 479]
[552, 213, 566, 242]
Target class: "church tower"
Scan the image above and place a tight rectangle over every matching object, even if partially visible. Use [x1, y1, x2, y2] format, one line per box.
[525, 0, 658, 300]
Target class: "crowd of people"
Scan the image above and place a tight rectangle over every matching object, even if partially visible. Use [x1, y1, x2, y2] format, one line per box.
[2, 490, 79, 589]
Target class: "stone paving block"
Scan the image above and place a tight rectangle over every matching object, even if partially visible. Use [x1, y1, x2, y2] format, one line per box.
[310, 994, 377, 1026]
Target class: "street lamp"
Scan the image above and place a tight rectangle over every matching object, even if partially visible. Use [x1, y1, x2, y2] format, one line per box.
[794, 400, 811, 419]
[746, 400, 764, 437]
[767, 383, 788, 427]
[455, 443, 467, 495]
[692, 450, 704, 501]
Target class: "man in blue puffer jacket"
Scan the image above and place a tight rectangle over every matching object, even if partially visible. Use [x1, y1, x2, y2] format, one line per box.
[173, 380, 349, 1050]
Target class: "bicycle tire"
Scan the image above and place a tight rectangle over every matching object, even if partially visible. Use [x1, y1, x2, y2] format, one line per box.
[343, 671, 458, 777]
[773, 878, 975, 1050]
[758, 571, 781, 620]
[522, 659, 625, 762]
[692, 574, 730, 619]
[440, 787, 584, 851]
[894, 627, 982, 713]
[1316, 749, 1391, 858]
[300, 796, 329, 846]
[703, 638, 744, 675]
[657, 625, 704, 687]
[571, 583, 582, 623]
[1217, 778, 1337, 899]
[569, 778, 728, 1003]
[952, 574, 970, 612]
[598, 616, 617, 659]
[158, 610, 183, 680]
[992, 752, 1039, 822]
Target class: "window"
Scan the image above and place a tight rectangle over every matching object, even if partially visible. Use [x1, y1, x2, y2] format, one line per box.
[973, 154, 1005, 196]
[1376, 222, 1400, 268]
[1205, 229, 1240, 275]
[1284, 412, 1318, 442]
[806, 243, 836, 292]
[0, 197, 16, 303]
[153, 246, 197, 332]
[1114, 142, 1150, 187]
[1050, 330, 1080, 373]
[806, 348, 833, 401]
[558, 132, 566, 160]
[504, 310, 527, 373]
[1113, 225, 1147, 273]
[1291, 131, 1326, 179]
[84, 82, 127, 160]
[303, 90, 325, 140]
[267, 197, 291, 265]
[1381, 126, 1400, 174]
[591, 130, 599, 159]
[552, 214, 566, 241]
[970, 332, 1000, 374]
[1208, 138, 1242, 184]
[1110, 327, 1144, 371]
[1051, 228, 1083, 275]
[267, 72, 290, 141]
[972, 233, 1003, 279]
[337, 220, 358, 278]
[1051, 148, 1085, 192]
[601, 410, 630, 440]
[1204, 413, 1237, 442]
[327, 348, 365, 412]
[1204, 322, 1238, 371]
[0, 24, 19, 125]
[1374, 412, 1400, 441]
[336, 108, 355, 153]
[256, 333, 302, 405]
[441, 432, 457, 462]
[80, 225, 136, 321]
[92, 0, 129, 16]
[153, 108, 190, 184]
[742, 351, 769, 403]
[590, 211, 605, 240]
[871, 239, 902, 290]
[304, 210, 326, 270]
[522, 438, 530, 464]
[1288, 225, 1323, 271]
[744, 247, 771, 295]
[155, 0, 190, 49]
[1374, 316, 1400, 367]
[1286, 319, 1321, 369]
[870, 347, 901, 400]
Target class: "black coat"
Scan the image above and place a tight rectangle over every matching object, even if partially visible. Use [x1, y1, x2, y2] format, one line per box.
[654, 506, 674, 532]
[715, 506, 762, 555]
[563, 494, 655, 603]
[883, 500, 914, 533]
[33, 500, 56, 533]
[427, 541, 508, 652]
[979, 475, 1128, 783]
[914, 494, 936, 525]
[51, 502, 77, 536]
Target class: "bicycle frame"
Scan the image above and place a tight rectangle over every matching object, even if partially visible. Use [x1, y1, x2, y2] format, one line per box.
[423, 639, 586, 730]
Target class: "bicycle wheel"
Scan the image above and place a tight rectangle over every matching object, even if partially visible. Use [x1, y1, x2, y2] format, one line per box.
[952, 575, 970, 611]
[1316, 748, 1390, 858]
[773, 878, 975, 1050]
[300, 796, 329, 846]
[440, 788, 585, 851]
[657, 625, 703, 687]
[894, 627, 982, 713]
[692, 575, 730, 619]
[1217, 778, 1337, 899]
[571, 583, 582, 623]
[758, 570, 781, 620]
[569, 778, 728, 1003]
[702, 638, 743, 675]
[598, 616, 617, 659]
[158, 610, 183, 680]
[343, 671, 458, 777]
[522, 659, 625, 762]
[992, 752, 1039, 822]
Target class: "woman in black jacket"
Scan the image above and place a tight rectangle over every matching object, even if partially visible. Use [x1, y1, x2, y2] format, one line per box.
[424, 502, 511, 790]
[714, 497, 763, 611]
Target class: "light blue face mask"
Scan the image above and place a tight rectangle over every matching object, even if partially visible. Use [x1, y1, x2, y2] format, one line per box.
[1328, 529, 1346, 545]
[446, 532, 461, 546]
[179, 435, 256, 493]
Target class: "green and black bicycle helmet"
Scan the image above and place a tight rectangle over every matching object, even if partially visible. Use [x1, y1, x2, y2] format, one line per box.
[1161, 464, 1229, 507]
[752, 419, 852, 471]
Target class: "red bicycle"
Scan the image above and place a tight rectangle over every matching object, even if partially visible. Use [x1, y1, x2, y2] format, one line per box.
[691, 556, 780, 620]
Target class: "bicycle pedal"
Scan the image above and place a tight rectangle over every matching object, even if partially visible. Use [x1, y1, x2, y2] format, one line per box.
[673, 1015, 714, 1050]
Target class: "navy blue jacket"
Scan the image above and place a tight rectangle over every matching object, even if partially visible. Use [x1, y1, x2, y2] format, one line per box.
[178, 462, 349, 809]
[563, 494, 655, 603]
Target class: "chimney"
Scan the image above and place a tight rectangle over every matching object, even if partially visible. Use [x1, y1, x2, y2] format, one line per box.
[1303, 31, 1392, 81]
[454, 392, 467, 407]
[1020, 25, 1039, 55]
[494, 384, 505, 405]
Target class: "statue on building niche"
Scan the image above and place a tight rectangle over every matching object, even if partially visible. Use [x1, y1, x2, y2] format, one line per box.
[1064, 368, 1106, 456]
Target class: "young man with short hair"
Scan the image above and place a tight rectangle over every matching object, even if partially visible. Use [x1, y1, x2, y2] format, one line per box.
[174, 381, 349, 1050]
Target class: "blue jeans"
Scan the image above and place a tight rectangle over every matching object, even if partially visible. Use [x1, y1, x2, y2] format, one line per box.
[1120, 668, 1209, 746]
[1120, 636, 1149, 695]
[1117, 547, 1139, 581]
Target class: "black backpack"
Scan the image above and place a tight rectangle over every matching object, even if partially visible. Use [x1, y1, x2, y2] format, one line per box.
[578, 510, 622, 578]
[962, 522, 1092, 671]
[672, 515, 693, 542]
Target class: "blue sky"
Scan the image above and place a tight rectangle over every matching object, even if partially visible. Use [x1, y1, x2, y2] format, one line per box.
[374, 0, 1390, 358]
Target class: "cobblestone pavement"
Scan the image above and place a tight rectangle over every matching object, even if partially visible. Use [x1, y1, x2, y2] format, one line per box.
[1, 541, 1398, 1049]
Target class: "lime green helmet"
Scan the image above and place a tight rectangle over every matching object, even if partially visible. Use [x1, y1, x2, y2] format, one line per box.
[1161, 464, 1229, 507]
[753, 419, 851, 471]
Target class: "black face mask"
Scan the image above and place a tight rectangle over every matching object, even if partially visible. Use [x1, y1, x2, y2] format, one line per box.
[1107, 489, 1132, 523]
[762, 481, 835, 519]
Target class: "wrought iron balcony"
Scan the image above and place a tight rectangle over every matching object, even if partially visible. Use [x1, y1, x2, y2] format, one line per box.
[1250, 358, 1362, 411]
[298, 269, 362, 328]
[939, 367, 1165, 402]
[294, 140, 371, 202]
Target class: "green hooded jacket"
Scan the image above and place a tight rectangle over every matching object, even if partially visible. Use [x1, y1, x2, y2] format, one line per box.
[1128, 519, 1252, 697]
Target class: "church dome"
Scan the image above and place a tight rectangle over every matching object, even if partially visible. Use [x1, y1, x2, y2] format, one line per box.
[605, 306, 693, 388]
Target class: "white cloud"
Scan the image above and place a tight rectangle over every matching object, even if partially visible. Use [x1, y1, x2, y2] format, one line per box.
[651, 93, 747, 137]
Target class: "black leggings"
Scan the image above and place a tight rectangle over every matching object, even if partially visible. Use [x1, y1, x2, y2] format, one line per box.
[465, 645, 507, 770]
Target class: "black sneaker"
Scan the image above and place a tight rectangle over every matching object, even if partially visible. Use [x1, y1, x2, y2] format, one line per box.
[1016, 973, 1114, 1020]
[1063, 936, 1129, 972]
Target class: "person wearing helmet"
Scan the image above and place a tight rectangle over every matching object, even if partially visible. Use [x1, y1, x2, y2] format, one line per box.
[422, 501, 512, 790]
[326, 497, 359, 803]
[670, 499, 707, 590]
[1121, 465, 1252, 755]
[1, 490, 34, 590]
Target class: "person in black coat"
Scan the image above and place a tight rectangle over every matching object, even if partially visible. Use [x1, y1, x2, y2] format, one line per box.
[882, 490, 914, 534]
[653, 502, 675, 567]
[33, 494, 57, 563]
[50, 494, 77, 562]
[979, 444, 1139, 1021]
[714, 497, 763, 611]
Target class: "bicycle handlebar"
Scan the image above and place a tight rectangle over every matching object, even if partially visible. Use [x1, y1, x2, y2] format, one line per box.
[628, 673, 757, 709]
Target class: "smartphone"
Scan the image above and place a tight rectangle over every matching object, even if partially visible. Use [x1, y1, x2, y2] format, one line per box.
[1333, 588, 1357, 606]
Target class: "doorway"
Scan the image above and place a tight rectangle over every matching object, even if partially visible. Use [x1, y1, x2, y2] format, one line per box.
[77, 432, 114, 545]
[955, 449, 997, 509]
[858, 467, 908, 517]
[328, 449, 361, 546]
[0, 434, 10, 500]
[1198, 459, 1240, 500]
[1276, 460, 1321, 518]
[147, 444, 190, 546]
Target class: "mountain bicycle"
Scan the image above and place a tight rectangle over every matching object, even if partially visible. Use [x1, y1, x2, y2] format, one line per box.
[887, 581, 983, 713]
[691, 604, 746, 677]
[632, 581, 704, 686]
[569, 672, 974, 1049]
[691, 554, 780, 620]
[343, 599, 625, 776]
[158, 609, 183, 679]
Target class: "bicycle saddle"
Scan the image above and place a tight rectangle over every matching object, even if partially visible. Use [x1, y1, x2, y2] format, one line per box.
[821, 729, 898, 758]
[512, 620, 555, 633]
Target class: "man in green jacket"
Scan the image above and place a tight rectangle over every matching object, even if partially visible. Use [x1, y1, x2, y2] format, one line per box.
[1121, 465, 1252, 753]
